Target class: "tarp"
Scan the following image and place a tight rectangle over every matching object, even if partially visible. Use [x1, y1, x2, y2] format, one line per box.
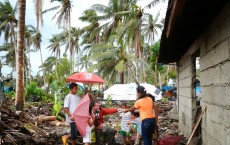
[103, 83, 162, 101]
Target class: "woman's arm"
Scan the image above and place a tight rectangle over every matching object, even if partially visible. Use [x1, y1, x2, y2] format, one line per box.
[88, 114, 95, 127]
[124, 106, 136, 113]
[154, 103, 159, 123]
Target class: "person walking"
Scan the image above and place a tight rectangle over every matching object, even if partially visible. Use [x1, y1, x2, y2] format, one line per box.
[124, 86, 156, 145]
[63, 83, 81, 145]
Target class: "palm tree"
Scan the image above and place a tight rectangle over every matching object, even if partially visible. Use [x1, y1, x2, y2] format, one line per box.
[79, 9, 101, 45]
[142, 11, 163, 44]
[47, 34, 63, 59]
[26, 25, 46, 84]
[115, 4, 143, 59]
[0, 44, 16, 69]
[33, 0, 43, 29]
[40, 56, 57, 74]
[25, 25, 32, 83]
[77, 52, 93, 71]
[91, 0, 137, 43]
[89, 40, 130, 84]
[70, 27, 80, 71]
[151, 41, 160, 86]
[0, 0, 17, 44]
[43, 0, 73, 71]
[15, 0, 26, 113]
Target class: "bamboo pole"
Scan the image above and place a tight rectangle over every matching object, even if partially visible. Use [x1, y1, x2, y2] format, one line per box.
[186, 106, 207, 145]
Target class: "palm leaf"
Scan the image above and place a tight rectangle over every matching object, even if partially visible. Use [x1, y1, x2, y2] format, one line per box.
[42, 5, 60, 14]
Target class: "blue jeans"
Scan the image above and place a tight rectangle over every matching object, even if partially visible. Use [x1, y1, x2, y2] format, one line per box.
[141, 118, 155, 145]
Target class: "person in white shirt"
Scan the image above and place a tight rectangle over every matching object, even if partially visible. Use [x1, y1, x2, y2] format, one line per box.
[63, 83, 81, 145]
[119, 103, 132, 145]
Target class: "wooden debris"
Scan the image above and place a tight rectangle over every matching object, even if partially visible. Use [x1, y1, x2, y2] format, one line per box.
[36, 115, 56, 122]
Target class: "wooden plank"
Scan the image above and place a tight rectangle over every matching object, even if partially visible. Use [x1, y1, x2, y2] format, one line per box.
[186, 106, 207, 145]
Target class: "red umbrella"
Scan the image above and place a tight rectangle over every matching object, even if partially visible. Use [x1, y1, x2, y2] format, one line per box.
[73, 93, 91, 136]
[66, 72, 105, 84]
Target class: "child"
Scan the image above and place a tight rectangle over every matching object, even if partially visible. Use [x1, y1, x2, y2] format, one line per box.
[83, 101, 96, 145]
[128, 111, 142, 145]
[120, 103, 132, 145]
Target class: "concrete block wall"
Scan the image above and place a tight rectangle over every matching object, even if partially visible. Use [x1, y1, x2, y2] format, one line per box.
[177, 2, 230, 145]
[199, 2, 230, 145]
[177, 53, 196, 137]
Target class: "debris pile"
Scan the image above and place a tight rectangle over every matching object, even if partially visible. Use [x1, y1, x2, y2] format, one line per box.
[157, 101, 179, 138]
[104, 100, 180, 144]
[0, 96, 181, 145]
[0, 97, 70, 145]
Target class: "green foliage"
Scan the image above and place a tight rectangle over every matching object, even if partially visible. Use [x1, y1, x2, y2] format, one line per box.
[150, 41, 165, 72]
[161, 97, 169, 103]
[7, 91, 16, 99]
[77, 87, 84, 97]
[168, 69, 177, 79]
[53, 102, 62, 117]
[25, 82, 46, 101]
[106, 95, 112, 108]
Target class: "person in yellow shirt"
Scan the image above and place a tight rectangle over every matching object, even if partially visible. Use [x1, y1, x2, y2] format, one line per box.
[124, 86, 156, 145]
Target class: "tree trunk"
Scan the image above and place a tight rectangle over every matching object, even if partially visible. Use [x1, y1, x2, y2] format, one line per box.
[68, 9, 73, 72]
[154, 56, 158, 86]
[166, 65, 170, 84]
[39, 48, 45, 85]
[11, 22, 17, 71]
[28, 46, 32, 83]
[158, 72, 162, 90]
[15, 0, 26, 112]
[120, 72, 124, 84]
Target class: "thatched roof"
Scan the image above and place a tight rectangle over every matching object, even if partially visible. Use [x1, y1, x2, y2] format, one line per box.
[159, 0, 229, 63]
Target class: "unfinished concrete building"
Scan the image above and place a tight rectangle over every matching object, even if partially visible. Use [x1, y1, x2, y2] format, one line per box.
[159, 0, 230, 144]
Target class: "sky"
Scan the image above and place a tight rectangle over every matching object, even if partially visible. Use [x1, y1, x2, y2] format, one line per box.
[0, 0, 168, 77]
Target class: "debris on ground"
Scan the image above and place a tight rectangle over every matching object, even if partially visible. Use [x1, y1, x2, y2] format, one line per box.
[0, 96, 183, 145]
[0, 97, 69, 145]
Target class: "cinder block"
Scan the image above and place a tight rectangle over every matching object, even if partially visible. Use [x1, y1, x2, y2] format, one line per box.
[182, 76, 192, 88]
[179, 87, 192, 98]
[202, 129, 208, 145]
[201, 86, 215, 104]
[219, 107, 230, 128]
[226, 128, 230, 145]
[208, 135, 221, 145]
[218, 15, 230, 44]
[179, 66, 192, 80]
[206, 104, 220, 124]
[202, 86, 223, 105]
[200, 70, 211, 86]
[218, 86, 230, 107]
[211, 65, 221, 85]
[179, 55, 191, 72]
[220, 61, 230, 84]
[206, 29, 219, 53]
[214, 40, 230, 65]
[206, 120, 224, 145]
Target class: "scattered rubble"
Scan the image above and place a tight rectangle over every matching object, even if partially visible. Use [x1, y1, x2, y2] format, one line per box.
[0, 96, 183, 145]
[0, 97, 69, 145]
[104, 100, 182, 144]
